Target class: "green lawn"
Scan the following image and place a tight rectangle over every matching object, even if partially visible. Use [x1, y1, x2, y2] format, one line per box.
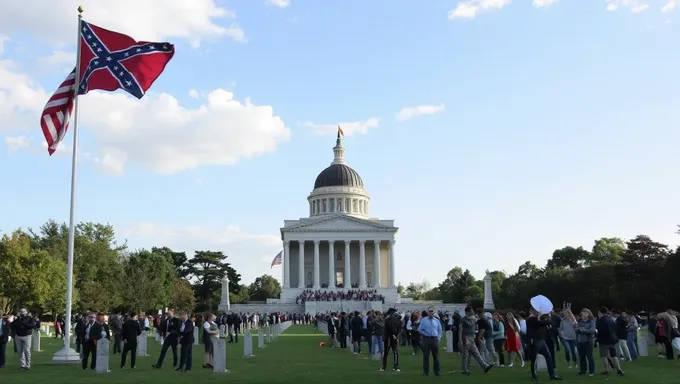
[1, 325, 677, 384]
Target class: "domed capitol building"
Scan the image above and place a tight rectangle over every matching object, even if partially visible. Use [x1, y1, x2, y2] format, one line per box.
[226, 133, 463, 315]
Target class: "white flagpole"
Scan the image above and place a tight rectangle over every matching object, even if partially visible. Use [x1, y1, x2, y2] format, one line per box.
[53, 5, 85, 364]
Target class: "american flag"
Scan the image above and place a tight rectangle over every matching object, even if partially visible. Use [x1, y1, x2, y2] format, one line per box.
[40, 20, 174, 155]
[270, 251, 283, 268]
[41, 71, 76, 155]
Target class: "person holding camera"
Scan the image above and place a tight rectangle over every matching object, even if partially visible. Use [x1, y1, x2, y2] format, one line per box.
[10, 308, 37, 370]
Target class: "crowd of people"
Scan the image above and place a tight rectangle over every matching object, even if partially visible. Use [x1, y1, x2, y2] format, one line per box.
[295, 289, 385, 304]
[315, 306, 680, 380]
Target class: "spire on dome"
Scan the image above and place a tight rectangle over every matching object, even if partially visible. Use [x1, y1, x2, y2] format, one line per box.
[332, 126, 345, 165]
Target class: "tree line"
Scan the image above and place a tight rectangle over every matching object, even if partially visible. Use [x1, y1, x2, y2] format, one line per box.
[0, 220, 282, 317]
[398, 233, 680, 313]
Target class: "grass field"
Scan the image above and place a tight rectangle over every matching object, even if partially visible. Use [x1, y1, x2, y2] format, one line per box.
[1, 325, 677, 384]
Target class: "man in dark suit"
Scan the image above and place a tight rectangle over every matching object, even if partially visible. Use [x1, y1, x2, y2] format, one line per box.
[74, 314, 85, 354]
[81, 312, 98, 370]
[121, 312, 141, 369]
[0, 311, 10, 369]
[153, 310, 179, 369]
[177, 310, 194, 372]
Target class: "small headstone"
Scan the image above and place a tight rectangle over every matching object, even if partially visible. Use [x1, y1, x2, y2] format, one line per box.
[243, 331, 254, 357]
[637, 330, 648, 357]
[193, 326, 199, 346]
[95, 338, 110, 373]
[445, 330, 453, 352]
[137, 331, 148, 357]
[372, 350, 381, 360]
[32, 331, 41, 352]
[155, 332, 160, 343]
[346, 336, 352, 352]
[258, 328, 265, 348]
[70, 334, 76, 347]
[534, 354, 547, 372]
[266, 326, 271, 343]
[213, 337, 227, 373]
[219, 325, 226, 338]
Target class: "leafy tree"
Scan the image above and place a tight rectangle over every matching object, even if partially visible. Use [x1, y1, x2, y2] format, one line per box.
[589, 237, 625, 266]
[546, 246, 589, 270]
[152, 246, 190, 278]
[170, 278, 196, 312]
[248, 275, 281, 301]
[401, 279, 432, 300]
[437, 267, 476, 303]
[120, 249, 176, 313]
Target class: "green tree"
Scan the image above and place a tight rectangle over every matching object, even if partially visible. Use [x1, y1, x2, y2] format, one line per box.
[402, 279, 432, 300]
[437, 267, 476, 303]
[170, 278, 196, 312]
[121, 249, 176, 313]
[152, 246, 190, 278]
[589, 237, 625, 266]
[546, 246, 589, 270]
[248, 275, 281, 301]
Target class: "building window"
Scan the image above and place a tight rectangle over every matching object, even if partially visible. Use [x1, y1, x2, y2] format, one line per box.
[329, 198, 335, 213]
[336, 252, 343, 261]
[323, 199, 327, 213]
[367, 272, 373, 286]
[336, 271, 344, 287]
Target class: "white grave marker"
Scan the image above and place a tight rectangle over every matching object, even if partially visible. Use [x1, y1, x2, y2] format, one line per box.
[32, 331, 41, 352]
[193, 326, 199, 346]
[137, 331, 148, 356]
[243, 331, 254, 357]
[445, 330, 453, 352]
[95, 338, 110, 373]
[213, 337, 227, 373]
[258, 328, 265, 348]
[266, 326, 271, 343]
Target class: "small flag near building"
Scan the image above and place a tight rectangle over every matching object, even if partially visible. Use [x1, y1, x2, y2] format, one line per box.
[337, 125, 344, 136]
[270, 251, 282, 268]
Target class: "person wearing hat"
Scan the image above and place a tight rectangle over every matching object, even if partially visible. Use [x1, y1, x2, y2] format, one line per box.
[10, 308, 37, 370]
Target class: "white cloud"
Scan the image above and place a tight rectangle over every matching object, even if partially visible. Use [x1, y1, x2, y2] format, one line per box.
[395, 104, 445, 122]
[448, 0, 512, 19]
[39, 50, 74, 73]
[533, 0, 558, 8]
[120, 222, 283, 284]
[0, 0, 245, 47]
[605, 0, 649, 13]
[4, 135, 30, 150]
[266, 0, 291, 8]
[304, 118, 380, 136]
[662, 0, 679, 13]
[1, 52, 291, 174]
[188, 89, 199, 99]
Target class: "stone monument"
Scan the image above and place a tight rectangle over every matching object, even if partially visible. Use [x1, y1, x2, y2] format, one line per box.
[95, 338, 110, 373]
[213, 337, 227, 373]
[445, 330, 453, 352]
[137, 331, 148, 356]
[218, 275, 231, 312]
[483, 270, 495, 310]
[193, 326, 199, 346]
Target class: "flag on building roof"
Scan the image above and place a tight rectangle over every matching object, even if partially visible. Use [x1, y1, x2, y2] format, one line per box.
[270, 251, 283, 268]
[337, 125, 344, 136]
[41, 20, 175, 155]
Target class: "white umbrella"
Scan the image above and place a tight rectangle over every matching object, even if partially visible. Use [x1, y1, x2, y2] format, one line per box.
[530, 295, 554, 315]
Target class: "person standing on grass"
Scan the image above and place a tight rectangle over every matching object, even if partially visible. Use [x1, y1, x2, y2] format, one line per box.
[492, 313, 506, 366]
[121, 312, 141, 369]
[176, 310, 194, 372]
[0, 311, 9, 369]
[526, 308, 562, 381]
[418, 307, 442, 376]
[596, 307, 624, 377]
[459, 306, 493, 376]
[371, 312, 385, 357]
[351, 311, 363, 353]
[153, 309, 180, 369]
[576, 308, 596, 376]
[381, 308, 401, 372]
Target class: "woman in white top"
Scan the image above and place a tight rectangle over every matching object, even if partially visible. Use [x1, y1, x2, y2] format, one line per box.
[202, 313, 219, 369]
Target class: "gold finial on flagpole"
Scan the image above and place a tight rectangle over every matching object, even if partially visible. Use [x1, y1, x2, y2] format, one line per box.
[77, 5, 84, 14]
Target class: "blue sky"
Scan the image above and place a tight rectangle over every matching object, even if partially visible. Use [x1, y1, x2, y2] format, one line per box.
[1, 0, 679, 287]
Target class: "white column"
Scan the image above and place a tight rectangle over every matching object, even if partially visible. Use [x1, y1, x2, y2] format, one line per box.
[344, 240, 351, 288]
[298, 240, 305, 289]
[359, 240, 366, 289]
[389, 239, 396, 288]
[283, 240, 290, 288]
[328, 240, 335, 288]
[313, 240, 320, 289]
[373, 240, 381, 288]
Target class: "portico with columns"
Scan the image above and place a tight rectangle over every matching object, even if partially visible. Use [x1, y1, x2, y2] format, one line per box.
[278, 131, 399, 304]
